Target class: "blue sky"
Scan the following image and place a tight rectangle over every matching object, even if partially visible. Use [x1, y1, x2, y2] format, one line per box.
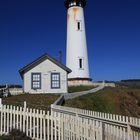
[0, 0, 140, 84]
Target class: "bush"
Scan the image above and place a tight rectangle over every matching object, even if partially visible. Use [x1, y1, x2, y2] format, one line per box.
[0, 129, 32, 140]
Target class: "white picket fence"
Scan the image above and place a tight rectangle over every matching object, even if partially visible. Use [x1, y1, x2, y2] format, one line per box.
[51, 105, 140, 140]
[0, 102, 104, 140]
[0, 101, 139, 140]
[51, 105, 140, 127]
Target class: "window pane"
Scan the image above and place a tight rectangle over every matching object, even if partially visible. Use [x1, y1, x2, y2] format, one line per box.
[52, 75, 55, 79]
[56, 75, 59, 80]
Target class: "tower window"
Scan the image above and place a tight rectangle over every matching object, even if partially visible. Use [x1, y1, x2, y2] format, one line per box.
[77, 21, 82, 31]
[79, 58, 84, 69]
[78, 22, 80, 30]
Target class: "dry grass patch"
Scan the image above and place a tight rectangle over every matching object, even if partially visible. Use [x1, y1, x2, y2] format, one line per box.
[64, 87, 140, 117]
[2, 94, 59, 111]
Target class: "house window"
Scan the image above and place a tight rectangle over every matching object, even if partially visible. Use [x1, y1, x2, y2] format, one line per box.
[77, 21, 82, 31]
[79, 58, 84, 69]
[31, 73, 41, 89]
[51, 73, 60, 89]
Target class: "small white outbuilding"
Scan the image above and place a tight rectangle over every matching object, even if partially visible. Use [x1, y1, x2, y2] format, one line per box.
[19, 53, 71, 94]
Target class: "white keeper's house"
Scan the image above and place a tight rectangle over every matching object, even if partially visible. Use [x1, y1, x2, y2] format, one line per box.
[19, 53, 71, 94]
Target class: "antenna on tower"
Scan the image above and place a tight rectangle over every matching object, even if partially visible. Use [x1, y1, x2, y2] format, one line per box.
[59, 51, 62, 63]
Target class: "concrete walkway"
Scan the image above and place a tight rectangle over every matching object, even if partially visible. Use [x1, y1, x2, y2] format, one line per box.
[53, 85, 105, 105]
[64, 85, 105, 100]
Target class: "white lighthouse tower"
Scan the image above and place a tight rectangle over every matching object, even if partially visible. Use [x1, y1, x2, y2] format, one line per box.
[65, 0, 91, 85]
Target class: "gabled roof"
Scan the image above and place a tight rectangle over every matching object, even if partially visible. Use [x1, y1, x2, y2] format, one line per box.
[19, 53, 72, 78]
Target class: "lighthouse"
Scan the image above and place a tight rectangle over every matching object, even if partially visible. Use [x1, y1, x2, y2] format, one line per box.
[65, 0, 91, 85]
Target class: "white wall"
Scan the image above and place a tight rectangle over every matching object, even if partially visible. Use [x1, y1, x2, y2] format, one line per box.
[9, 88, 23, 95]
[23, 59, 68, 94]
[66, 6, 89, 79]
[93, 82, 116, 87]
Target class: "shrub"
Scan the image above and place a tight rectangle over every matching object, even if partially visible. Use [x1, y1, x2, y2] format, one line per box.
[0, 129, 32, 140]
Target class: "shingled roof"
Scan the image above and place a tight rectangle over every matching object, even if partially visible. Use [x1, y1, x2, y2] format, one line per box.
[19, 53, 72, 78]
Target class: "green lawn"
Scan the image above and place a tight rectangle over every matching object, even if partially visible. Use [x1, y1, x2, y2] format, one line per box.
[64, 87, 140, 117]
[2, 94, 59, 111]
[68, 85, 96, 93]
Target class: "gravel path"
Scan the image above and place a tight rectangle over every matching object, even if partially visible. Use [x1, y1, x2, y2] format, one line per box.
[64, 85, 105, 100]
[53, 85, 105, 105]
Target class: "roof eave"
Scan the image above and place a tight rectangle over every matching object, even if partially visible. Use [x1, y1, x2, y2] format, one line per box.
[19, 53, 72, 78]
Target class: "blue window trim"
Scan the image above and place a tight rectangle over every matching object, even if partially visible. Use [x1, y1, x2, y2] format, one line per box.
[31, 73, 41, 90]
[51, 73, 61, 89]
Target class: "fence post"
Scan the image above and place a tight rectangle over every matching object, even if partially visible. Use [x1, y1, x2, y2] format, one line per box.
[23, 101, 27, 132]
[24, 101, 27, 109]
[100, 122, 104, 140]
[0, 98, 3, 135]
[51, 104, 53, 115]
[102, 81, 105, 87]
[0, 98, 2, 108]
[76, 113, 80, 140]
[127, 124, 132, 140]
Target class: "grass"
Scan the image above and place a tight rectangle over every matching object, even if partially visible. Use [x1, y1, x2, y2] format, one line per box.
[68, 85, 96, 93]
[2, 94, 59, 111]
[116, 80, 140, 89]
[64, 86, 140, 117]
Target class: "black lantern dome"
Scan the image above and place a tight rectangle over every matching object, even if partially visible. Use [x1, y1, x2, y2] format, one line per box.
[65, 0, 86, 9]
